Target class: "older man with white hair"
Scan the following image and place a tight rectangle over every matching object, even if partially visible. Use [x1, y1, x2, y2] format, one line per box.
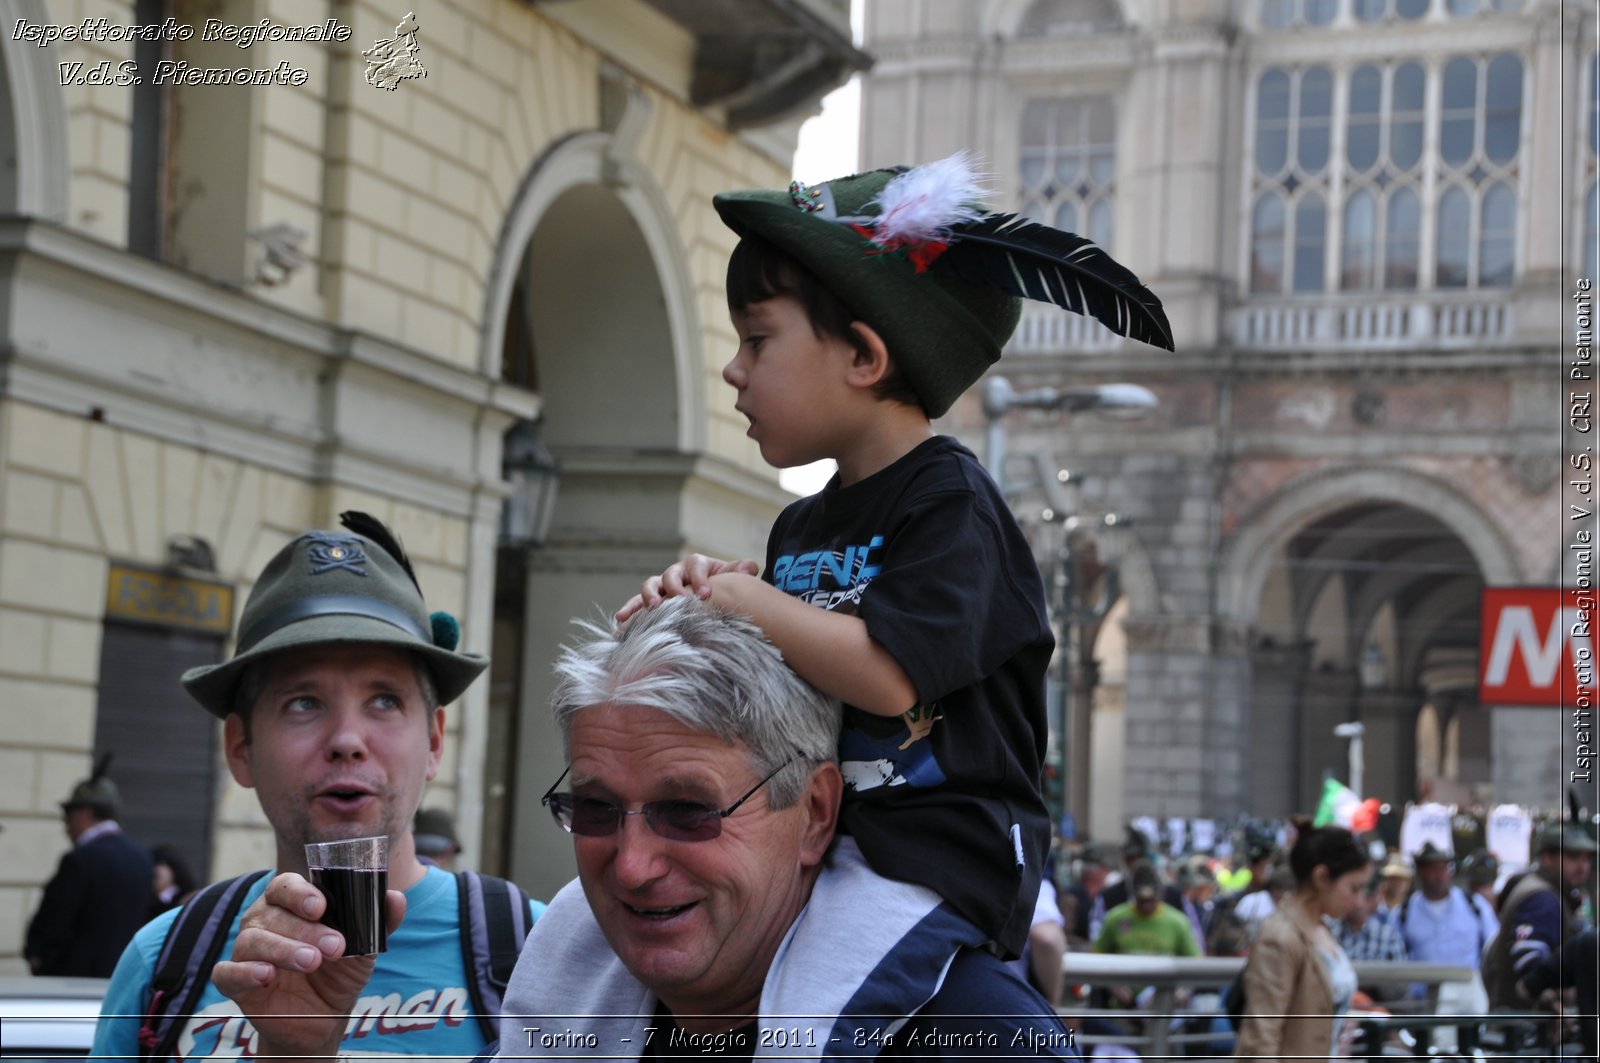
[502, 597, 1078, 1059]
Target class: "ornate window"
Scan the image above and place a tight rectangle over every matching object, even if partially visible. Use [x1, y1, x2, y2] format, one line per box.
[1248, 52, 1523, 295]
[1019, 97, 1115, 250]
[1261, 0, 1338, 28]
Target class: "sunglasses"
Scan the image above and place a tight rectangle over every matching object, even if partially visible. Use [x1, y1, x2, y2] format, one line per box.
[541, 755, 799, 843]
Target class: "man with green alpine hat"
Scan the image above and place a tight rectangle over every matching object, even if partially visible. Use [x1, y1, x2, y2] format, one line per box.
[25, 755, 154, 977]
[616, 152, 1171, 978]
[93, 513, 542, 1061]
[1483, 821, 1597, 1010]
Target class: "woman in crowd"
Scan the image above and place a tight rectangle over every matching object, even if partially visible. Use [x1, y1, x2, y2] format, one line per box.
[1234, 818, 1372, 1060]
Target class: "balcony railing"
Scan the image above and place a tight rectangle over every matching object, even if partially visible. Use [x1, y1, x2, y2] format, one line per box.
[1228, 293, 1514, 351]
[1007, 303, 1127, 355]
[1007, 293, 1517, 356]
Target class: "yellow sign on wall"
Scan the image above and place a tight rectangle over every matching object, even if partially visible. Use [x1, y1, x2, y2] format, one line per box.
[105, 564, 234, 635]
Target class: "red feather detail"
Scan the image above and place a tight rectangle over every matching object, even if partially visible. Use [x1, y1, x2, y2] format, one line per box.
[907, 240, 949, 273]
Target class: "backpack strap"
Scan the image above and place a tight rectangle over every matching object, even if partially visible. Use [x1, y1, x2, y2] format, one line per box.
[138, 870, 272, 1061]
[456, 870, 533, 1042]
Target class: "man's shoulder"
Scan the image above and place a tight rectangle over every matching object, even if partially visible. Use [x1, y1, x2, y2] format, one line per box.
[931, 947, 1055, 1008]
[893, 947, 1073, 1054]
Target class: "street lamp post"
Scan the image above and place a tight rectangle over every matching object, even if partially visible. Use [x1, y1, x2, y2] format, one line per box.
[981, 375, 1156, 838]
[1334, 721, 1366, 798]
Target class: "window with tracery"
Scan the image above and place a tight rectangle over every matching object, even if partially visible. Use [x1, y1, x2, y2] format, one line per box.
[1260, 0, 1521, 27]
[1248, 52, 1523, 295]
[1019, 98, 1115, 251]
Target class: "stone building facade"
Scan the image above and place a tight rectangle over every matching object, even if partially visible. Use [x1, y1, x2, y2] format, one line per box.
[0, 0, 859, 969]
[861, 0, 1587, 841]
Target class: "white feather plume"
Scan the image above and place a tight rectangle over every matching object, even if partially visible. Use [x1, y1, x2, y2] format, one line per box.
[866, 151, 989, 245]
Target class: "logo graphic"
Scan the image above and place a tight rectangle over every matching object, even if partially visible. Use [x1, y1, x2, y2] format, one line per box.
[839, 705, 947, 793]
[304, 534, 368, 576]
[363, 12, 425, 91]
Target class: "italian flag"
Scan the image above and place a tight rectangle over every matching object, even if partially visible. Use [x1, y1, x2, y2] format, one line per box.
[1313, 778, 1381, 831]
[1314, 777, 1362, 829]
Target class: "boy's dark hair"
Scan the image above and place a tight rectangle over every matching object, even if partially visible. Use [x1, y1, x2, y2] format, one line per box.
[727, 234, 924, 411]
[1287, 816, 1371, 884]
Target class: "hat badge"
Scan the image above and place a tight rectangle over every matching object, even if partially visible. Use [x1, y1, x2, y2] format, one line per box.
[305, 533, 368, 576]
[788, 179, 824, 213]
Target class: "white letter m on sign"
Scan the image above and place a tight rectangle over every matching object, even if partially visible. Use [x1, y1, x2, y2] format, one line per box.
[1483, 607, 1596, 690]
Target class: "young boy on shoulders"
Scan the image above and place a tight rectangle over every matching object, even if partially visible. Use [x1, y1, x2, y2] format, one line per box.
[618, 153, 1171, 958]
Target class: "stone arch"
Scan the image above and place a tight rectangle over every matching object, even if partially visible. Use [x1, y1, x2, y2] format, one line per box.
[479, 132, 702, 452]
[1217, 464, 1521, 625]
[0, 0, 70, 220]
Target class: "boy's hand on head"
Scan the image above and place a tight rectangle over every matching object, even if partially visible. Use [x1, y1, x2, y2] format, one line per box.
[615, 555, 759, 622]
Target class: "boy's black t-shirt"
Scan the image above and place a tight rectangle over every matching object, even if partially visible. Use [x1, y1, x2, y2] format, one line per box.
[764, 435, 1054, 955]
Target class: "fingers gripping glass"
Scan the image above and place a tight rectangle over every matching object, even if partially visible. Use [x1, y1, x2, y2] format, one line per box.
[542, 755, 800, 842]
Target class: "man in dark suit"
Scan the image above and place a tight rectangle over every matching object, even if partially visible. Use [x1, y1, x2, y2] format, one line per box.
[25, 758, 154, 977]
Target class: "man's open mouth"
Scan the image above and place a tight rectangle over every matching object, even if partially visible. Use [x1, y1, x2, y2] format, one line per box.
[625, 901, 695, 920]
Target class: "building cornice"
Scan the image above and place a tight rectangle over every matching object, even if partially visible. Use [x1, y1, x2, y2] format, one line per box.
[0, 219, 533, 516]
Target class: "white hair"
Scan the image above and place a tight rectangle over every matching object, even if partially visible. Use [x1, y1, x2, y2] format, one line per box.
[551, 597, 840, 807]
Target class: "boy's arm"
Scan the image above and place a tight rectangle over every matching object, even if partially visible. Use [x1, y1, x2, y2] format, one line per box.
[706, 571, 918, 717]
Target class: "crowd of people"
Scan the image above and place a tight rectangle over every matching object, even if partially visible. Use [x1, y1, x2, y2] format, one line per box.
[1016, 815, 1597, 1058]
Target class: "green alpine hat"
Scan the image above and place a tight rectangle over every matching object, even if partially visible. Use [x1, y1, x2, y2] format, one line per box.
[712, 153, 1173, 419]
[181, 512, 486, 718]
[61, 754, 120, 817]
[1536, 822, 1599, 855]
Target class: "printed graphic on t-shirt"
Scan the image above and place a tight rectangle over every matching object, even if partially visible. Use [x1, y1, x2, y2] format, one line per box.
[176, 986, 473, 1060]
[839, 703, 947, 792]
[770, 537, 882, 609]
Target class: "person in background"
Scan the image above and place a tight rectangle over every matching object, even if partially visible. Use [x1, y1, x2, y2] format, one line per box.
[25, 757, 154, 977]
[1178, 856, 1218, 955]
[1458, 849, 1499, 911]
[1234, 864, 1293, 941]
[1102, 827, 1183, 912]
[1021, 874, 1069, 1007]
[1519, 925, 1597, 1058]
[1374, 852, 1412, 929]
[1064, 843, 1113, 949]
[1401, 842, 1497, 968]
[1485, 823, 1597, 1011]
[149, 843, 201, 916]
[1333, 872, 1408, 1003]
[1234, 820, 1372, 1063]
[1095, 861, 1200, 1009]
[414, 807, 463, 871]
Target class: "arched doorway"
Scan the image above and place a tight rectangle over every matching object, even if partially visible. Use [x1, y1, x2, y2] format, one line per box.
[481, 136, 699, 899]
[1221, 466, 1524, 817]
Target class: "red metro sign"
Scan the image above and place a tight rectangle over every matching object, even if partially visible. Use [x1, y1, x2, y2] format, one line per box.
[1479, 587, 1598, 706]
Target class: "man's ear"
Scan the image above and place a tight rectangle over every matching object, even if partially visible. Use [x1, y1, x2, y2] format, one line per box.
[797, 761, 843, 867]
[844, 321, 892, 391]
[223, 713, 255, 789]
[424, 706, 445, 782]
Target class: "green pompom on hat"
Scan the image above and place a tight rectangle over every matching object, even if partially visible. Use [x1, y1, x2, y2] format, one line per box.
[181, 511, 487, 718]
[713, 152, 1173, 418]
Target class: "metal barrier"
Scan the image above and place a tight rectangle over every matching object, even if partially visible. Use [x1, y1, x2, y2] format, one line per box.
[1057, 954, 1477, 1058]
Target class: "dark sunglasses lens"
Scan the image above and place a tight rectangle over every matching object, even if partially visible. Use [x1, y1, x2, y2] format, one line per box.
[647, 800, 722, 842]
[547, 794, 622, 837]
